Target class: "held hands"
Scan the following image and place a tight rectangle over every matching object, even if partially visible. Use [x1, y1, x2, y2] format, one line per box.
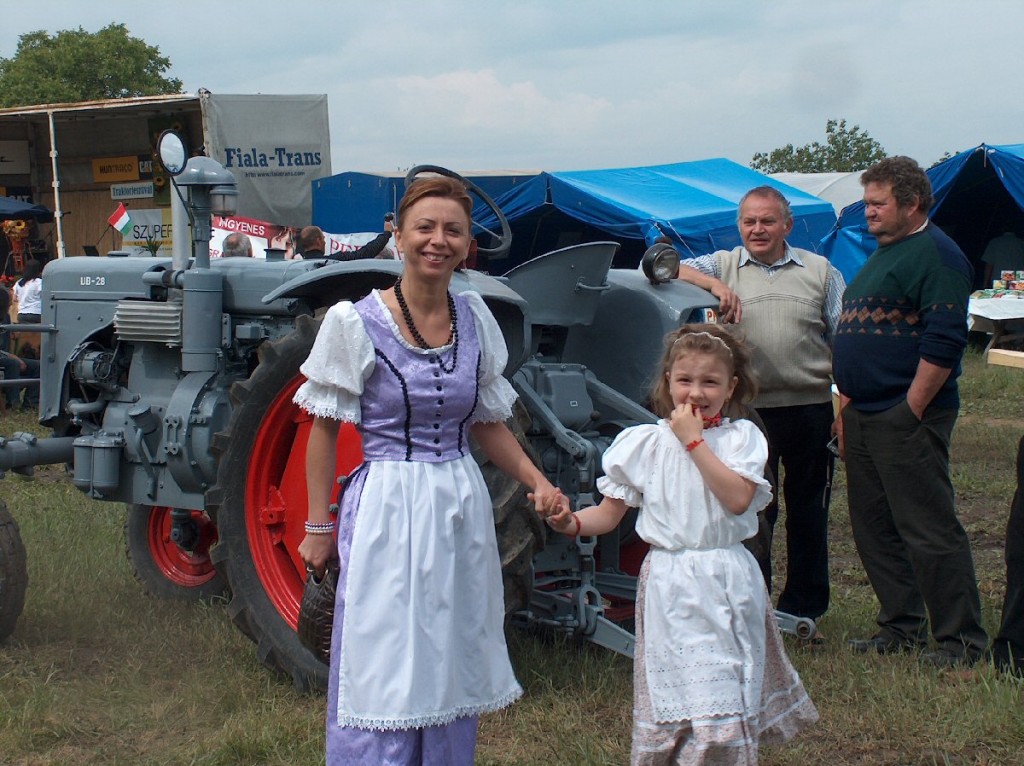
[545, 505, 577, 535]
[528, 482, 577, 535]
[669, 403, 703, 448]
[528, 482, 570, 520]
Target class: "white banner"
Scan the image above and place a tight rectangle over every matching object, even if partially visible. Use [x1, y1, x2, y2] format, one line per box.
[120, 209, 172, 255]
[115, 210, 385, 260]
[111, 181, 155, 200]
[200, 93, 332, 228]
[325, 232, 399, 260]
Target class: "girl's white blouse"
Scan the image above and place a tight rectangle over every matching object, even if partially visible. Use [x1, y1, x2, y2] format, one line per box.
[596, 418, 772, 551]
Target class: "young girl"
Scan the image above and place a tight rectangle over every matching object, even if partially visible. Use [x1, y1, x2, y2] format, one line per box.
[546, 324, 817, 764]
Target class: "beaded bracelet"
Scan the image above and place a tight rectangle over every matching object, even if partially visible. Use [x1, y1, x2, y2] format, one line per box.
[685, 438, 704, 452]
[304, 520, 336, 535]
[564, 513, 582, 538]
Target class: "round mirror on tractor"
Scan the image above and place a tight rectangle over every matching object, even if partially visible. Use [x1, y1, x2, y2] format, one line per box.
[156, 130, 188, 176]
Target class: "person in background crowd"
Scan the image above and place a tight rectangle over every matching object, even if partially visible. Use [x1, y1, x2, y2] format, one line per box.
[296, 225, 327, 258]
[304, 215, 395, 262]
[992, 435, 1024, 676]
[14, 258, 43, 323]
[0, 349, 39, 411]
[0, 284, 11, 353]
[675, 186, 845, 627]
[833, 156, 988, 667]
[222, 233, 253, 258]
[980, 228, 1024, 287]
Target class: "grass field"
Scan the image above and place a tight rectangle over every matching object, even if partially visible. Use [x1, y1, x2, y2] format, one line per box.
[1, 349, 1022, 765]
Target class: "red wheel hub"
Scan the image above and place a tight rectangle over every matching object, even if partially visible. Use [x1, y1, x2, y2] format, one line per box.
[245, 374, 362, 629]
[147, 506, 219, 587]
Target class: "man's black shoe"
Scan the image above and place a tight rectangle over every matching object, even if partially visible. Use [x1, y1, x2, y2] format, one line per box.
[920, 646, 986, 668]
[848, 635, 921, 655]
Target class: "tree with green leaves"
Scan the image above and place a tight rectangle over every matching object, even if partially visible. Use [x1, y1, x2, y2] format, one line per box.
[0, 23, 182, 108]
[930, 151, 958, 168]
[751, 118, 887, 174]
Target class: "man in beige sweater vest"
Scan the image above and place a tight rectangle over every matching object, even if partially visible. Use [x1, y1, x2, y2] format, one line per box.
[675, 186, 846, 625]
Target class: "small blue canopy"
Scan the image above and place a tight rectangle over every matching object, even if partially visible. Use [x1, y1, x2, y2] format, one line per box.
[0, 195, 53, 222]
[313, 160, 836, 270]
[821, 144, 1024, 285]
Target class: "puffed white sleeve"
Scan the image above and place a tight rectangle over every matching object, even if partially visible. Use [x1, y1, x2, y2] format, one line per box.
[292, 301, 375, 422]
[722, 419, 773, 514]
[465, 291, 519, 423]
[595, 424, 661, 508]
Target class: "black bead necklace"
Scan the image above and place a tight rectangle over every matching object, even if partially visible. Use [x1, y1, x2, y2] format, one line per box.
[393, 277, 459, 373]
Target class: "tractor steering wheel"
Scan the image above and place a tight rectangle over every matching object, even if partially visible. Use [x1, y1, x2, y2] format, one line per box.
[403, 165, 512, 261]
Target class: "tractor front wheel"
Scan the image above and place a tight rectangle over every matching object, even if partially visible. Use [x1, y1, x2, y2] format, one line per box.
[124, 504, 226, 600]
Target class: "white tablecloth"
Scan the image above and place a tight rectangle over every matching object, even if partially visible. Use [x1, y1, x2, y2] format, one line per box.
[968, 297, 1024, 333]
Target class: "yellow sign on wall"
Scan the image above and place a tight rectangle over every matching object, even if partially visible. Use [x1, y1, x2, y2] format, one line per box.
[92, 155, 140, 183]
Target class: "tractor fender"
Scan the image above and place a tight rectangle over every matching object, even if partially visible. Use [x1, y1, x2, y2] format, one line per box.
[561, 270, 720, 406]
[262, 261, 532, 375]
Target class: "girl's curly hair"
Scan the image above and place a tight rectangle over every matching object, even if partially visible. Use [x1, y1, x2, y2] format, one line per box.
[648, 323, 758, 418]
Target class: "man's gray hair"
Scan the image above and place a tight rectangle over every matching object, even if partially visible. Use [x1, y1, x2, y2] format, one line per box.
[223, 232, 252, 258]
[737, 186, 793, 225]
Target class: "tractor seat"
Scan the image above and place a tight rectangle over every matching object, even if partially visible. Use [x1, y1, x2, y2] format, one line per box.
[503, 242, 618, 328]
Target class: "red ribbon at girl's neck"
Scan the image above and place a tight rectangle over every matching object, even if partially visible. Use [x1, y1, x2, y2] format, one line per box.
[702, 413, 723, 429]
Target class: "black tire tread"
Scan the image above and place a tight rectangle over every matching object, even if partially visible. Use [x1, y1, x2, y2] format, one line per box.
[123, 504, 227, 601]
[0, 500, 28, 643]
[210, 315, 543, 693]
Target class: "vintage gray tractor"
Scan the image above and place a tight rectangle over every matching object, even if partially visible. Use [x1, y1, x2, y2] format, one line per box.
[0, 142, 811, 691]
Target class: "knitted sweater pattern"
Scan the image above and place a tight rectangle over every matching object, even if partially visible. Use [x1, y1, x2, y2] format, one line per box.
[833, 224, 971, 412]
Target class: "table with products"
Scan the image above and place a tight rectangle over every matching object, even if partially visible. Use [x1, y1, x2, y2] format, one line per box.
[969, 289, 1024, 354]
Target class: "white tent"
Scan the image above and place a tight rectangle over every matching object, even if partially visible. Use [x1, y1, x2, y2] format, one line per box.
[769, 171, 864, 216]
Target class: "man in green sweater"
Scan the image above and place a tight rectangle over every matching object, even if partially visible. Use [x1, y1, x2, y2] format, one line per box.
[833, 156, 987, 667]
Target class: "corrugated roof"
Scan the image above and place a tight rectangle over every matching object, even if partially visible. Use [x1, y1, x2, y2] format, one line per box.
[0, 93, 199, 119]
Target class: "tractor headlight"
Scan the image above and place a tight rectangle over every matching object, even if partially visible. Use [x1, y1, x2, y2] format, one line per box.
[641, 243, 680, 285]
[210, 184, 239, 217]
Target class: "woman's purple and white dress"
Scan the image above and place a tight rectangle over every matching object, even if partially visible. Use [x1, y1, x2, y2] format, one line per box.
[294, 289, 522, 764]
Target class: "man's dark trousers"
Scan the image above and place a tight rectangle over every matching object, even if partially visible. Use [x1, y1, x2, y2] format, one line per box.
[758, 401, 833, 620]
[843, 401, 987, 651]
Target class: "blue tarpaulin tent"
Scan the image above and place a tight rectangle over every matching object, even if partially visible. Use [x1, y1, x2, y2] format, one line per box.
[821, 144, 1024, 286]
[313, 160, 837, 271]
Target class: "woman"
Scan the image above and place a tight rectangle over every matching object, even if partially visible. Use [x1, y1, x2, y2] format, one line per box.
[14, 258, 43, 324]
[295, 175, 565, 765]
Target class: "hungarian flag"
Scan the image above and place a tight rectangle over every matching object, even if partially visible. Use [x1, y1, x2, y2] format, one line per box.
[107, 203, 132, 235]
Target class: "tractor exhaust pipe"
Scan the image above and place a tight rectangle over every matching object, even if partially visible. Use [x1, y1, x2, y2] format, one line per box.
[0, 433, 76, 476]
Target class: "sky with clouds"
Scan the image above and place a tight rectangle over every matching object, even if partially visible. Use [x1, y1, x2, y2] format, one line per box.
[1, 1, 1021, 175]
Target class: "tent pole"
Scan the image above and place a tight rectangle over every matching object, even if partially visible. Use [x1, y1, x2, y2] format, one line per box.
[47, 110, 66, 259]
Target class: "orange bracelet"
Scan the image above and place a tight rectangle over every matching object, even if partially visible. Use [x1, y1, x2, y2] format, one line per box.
[685, 438, 704, 452]
[564, 513, 582, 538]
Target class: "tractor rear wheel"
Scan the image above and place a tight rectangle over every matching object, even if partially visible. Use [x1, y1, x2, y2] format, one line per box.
[209, 316, 543, 693]
[0, 500, 27, 642]
[124, 504, 226, 600]
[473, 401, 544, 615]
